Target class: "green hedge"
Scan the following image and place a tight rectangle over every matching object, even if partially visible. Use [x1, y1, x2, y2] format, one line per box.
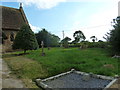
[69, 42, 109, 48]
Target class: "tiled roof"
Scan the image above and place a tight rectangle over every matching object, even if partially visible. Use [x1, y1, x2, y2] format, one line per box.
[1, 6, 28, 30]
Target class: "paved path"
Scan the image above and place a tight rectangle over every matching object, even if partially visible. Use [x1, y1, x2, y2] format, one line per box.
[0, 58, 2, 89]
[1, 59, 26, 88]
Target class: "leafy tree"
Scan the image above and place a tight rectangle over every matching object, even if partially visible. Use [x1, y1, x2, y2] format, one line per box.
[12, 24, 39, 54]
[36, 28, 48, 47]
[50, 34, 60, 47]
[73, 30, 86, 43]
[61, 37, 71, 48]
[71, 40, 78, 44]
[61, 37, 71, 43]
[103, 32, 111, 42]
[98, 40, 103, 42]
[109, 16, 120, 54]
[35, 28, 60, 47]
[90, 36, 97, 42]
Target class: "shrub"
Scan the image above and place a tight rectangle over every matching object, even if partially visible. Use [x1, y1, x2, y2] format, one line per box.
[12, 24, 39, 53]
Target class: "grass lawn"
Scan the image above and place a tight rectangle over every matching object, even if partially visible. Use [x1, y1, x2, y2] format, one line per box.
[3, 47, 120, 88]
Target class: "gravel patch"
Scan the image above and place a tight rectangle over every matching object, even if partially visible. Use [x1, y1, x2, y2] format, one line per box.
[43, 72, 111, 88]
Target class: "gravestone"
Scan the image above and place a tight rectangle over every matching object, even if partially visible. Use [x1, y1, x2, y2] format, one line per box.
[41, 41, 45, 56]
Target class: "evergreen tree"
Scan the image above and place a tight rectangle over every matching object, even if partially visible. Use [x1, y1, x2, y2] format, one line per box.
[109, 16, 120, 54]
[61, 37, 71, 48]
[12, 24, 39, 53]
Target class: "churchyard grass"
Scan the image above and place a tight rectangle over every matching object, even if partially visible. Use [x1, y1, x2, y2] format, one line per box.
[3, 47, 120, 88]
[25, 48, 119, 76]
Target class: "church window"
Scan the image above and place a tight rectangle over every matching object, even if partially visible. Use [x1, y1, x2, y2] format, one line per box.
[10, 32, 14, 41]
[1, 31, 8, 44]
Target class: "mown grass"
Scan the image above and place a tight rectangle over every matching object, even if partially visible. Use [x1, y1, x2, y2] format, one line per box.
[3, 47, 120, 88]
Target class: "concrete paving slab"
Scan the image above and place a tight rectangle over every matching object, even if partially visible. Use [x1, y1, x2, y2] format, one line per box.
[2, 59, 26, 88]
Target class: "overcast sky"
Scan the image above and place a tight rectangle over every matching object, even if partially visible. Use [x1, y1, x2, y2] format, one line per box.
[1, 0, 119, 41]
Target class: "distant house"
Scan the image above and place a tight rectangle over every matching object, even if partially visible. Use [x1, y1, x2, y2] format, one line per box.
[0, 3, 29, 52]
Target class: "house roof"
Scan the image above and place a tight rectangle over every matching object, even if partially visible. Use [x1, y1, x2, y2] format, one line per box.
[1, 5, 28, 31]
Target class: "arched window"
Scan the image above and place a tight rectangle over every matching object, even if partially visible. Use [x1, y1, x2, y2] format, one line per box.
[10, 32, 14, 41]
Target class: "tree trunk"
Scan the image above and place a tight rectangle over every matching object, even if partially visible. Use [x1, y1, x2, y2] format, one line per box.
[24, 50, 26, 54]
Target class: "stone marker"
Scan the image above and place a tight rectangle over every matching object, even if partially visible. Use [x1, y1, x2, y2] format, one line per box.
[41, 41, 45, 56]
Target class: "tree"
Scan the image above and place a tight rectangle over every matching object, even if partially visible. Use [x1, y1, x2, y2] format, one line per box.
[12, 24, 39, 54]
[73, 30, 86, 43]
[103, 32, 111, 42]
[109, 16, 120, 54]
[90, 36, 97, 42]
[61, 37, 71, 48]
[71, 40, 78, 44]
[98, 40, 103, 42]
[35, 28, 49, 47]
[35, 28, 60, 47]
[50, 34, 60, 47]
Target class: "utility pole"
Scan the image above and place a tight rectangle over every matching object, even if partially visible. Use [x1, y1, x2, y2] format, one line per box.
[62, 30, 64, 39]
[61, 30, 65, 47]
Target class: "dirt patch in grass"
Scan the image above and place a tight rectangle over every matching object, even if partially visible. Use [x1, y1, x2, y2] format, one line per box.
[103, 64, 114, 69]
[3, 55, 48, 88]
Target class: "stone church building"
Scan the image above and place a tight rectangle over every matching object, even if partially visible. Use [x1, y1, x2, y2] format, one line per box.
[1, 4, 29, 52]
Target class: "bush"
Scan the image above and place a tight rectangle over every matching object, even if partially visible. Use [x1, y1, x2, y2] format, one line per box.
[88, 42, 108, 48]
[69, 42, 108, 49]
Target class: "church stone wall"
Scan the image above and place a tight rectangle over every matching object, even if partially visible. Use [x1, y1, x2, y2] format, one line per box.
[2, 30, 18, 53]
